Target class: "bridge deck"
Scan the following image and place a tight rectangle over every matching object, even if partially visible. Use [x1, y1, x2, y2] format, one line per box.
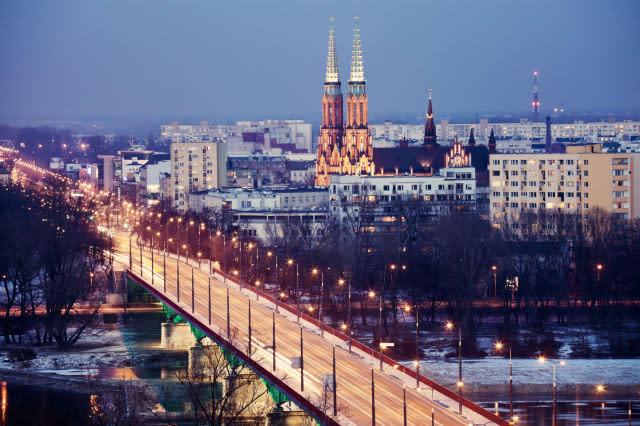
[117, 234, 505, 426]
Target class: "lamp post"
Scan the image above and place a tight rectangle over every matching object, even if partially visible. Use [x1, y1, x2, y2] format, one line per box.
[268, 250, 277, 311]
[596, 263, 603, 281]
[89, 272, 94, 293]
[405, 304, 420, 388]
[186, 220, 194, 264]
[538, 356, 566, 426]
[312, 268, 324, 336]
[492, 265, 498, 299]
[198, 223, 205, 266]
[338, 278, 351, 352]
[495, 341, 513, 421]
[216, 230, 226, 285]
[446, 321, 463, 415]
[287, 259, 296, 319]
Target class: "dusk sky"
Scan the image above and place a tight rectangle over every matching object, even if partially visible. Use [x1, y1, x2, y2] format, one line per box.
[1, 0, 638, 123]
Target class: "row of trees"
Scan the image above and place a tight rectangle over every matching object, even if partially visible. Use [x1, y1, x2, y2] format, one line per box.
[0, 179, 114, 348]
[130, 198, 640, 357]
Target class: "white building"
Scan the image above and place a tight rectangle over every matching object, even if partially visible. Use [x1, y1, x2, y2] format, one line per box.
[329, 166, 477, 229]
[188, 186, 329, 213]
[138, 160, 171, 206]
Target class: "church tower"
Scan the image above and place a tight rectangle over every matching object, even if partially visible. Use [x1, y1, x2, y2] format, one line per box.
[316, 18, 344, 186]
[424, 89, 437, 145]
[342, 17, 374, 176]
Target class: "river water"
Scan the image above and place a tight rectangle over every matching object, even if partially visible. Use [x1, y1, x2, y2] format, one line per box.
[1, 311, 637, 425]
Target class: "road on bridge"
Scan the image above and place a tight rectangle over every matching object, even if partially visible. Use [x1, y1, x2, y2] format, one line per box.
[115, 232, 503, 426]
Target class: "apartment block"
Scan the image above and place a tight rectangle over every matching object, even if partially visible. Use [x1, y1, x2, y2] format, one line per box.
[489, 144, 640, 223]
[170, 141, 227, 212]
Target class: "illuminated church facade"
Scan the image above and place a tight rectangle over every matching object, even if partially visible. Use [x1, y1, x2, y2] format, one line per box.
[316, 18, 490, 197]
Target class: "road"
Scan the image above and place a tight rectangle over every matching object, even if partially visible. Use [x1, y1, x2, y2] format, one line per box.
[115, 232, 501, 426]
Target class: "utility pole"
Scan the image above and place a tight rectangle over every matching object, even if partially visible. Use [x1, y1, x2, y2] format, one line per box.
[163, 251, 166, 293]
[332, 345, 337, 417]
[371, 368, 375, 426]
[300, 327, 304, 391]
[296, 262, 300, 323]
[129, 236, 132, 269]
[226, 286, 230, 339]
[272, 312, 276, 371]
[208, 276, 211, 325]
[248, 299, 252, 355]
[458, 325, 463, 415]
[403, 387, 407, 426]
[176, 256, 180, 302]
[191, 267, 194, 313]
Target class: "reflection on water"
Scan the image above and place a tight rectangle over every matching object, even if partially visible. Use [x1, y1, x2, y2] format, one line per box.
[0, 382, 90, 426]
[478, 399, 638, 425]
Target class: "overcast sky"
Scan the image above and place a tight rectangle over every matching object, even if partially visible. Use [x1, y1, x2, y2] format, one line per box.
[1, 0, 638, 123]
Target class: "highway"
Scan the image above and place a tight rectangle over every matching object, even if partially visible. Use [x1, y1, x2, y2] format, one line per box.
[113, 232, 503, 426]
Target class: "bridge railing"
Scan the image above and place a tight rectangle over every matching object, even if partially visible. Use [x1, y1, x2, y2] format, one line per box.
[211, 265, 507, 426]
[126, 268, 341, 426]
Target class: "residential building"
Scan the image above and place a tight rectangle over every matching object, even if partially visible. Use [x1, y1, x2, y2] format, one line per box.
[329, 164, 478, 231]
[489, 143, 640, 224]
[371, 119, 640, 144]
[138, 159, 171, 206]
[170, 141, 227, 212]
[187, 186, 329, 241]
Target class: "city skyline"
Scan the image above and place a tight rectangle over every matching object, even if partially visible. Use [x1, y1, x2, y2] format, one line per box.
[1, 0, 639, 124]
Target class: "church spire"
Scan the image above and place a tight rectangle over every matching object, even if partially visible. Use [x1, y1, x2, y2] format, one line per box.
[350, 17, 364, 82]
[424, 89, 437, 145]
[468, 128, 476, 146]
[488, 128, 496, 153]
[325, 17, 339, 83]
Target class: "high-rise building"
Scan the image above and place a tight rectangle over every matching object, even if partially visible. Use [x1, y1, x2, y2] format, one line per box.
[170, 141, 227, 212]
[489, 144, 640, 224]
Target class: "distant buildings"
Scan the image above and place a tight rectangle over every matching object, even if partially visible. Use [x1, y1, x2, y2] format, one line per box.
[170, 141, 227, 213]
[161, 120, 312, 154]
[370, 119, 640, 145]
[489, 143, 640, 224]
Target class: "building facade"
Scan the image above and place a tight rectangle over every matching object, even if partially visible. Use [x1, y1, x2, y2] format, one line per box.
[489, 144, 640, 224]
[170, 141, 227, 212]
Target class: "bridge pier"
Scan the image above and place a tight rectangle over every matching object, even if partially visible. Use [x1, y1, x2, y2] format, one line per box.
[161, 322, 196, 350]
[266, 410, 313, 426]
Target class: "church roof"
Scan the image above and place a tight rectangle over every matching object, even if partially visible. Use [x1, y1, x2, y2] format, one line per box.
[373, 145, 445, 175]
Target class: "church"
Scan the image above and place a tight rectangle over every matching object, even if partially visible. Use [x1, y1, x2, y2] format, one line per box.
[315, 18, 491, 187]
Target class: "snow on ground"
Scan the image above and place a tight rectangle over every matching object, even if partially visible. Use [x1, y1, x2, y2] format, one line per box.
[406, 358, 640, 387]
[0, 326, 134, 371]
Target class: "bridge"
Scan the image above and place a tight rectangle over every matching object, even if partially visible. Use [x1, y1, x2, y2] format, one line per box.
[115, 233, 506, 426]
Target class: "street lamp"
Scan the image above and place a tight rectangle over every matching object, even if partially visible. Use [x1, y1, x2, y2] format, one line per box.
[538, 355, 566, 425]
[267, 250, 278, 311]
[446, 321, 463, 415]
[596, 263, 603, 281]
[368, 290, 384, 370]
[287, 258, 297, 319]
[338, 277, 351, 352]
[492, 265, 498, 299]
[495, 341, 513, 421]
[405, 304, 420, 388]
[216, 230, 226, 284]
[312, 267, 325, 336]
